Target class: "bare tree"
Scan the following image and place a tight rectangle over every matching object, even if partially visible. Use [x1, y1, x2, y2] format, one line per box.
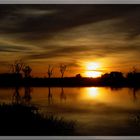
[22, 65, 32, 78]
[132, 66, 137, 74]
[10, 59, 24, 74]
[60, 64, 67, 78]
[47, 65, 53, 78]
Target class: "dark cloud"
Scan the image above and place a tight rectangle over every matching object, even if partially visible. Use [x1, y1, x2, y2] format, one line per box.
[0, 44, 33, 53]
[0, 5, 140, 75]
[24, 42, 140, 61]
[26, 45, 91, 59]
[100, 44, 140, 54]
[0, 5, 139, 40]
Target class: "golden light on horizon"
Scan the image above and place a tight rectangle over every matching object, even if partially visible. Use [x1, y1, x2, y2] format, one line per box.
[85, 71, 102, 78]
[86, 62, 100, 70]
[84, 62, 102, 78]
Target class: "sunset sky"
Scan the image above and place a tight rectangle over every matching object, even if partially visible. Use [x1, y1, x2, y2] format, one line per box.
[0, 5, 140, 77]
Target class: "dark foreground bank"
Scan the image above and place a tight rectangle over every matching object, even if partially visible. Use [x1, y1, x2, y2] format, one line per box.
[0, 103, 75, 136]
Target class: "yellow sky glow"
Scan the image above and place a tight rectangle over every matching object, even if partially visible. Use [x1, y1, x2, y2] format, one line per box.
[84, 62, 102, 78]
[86, 62, 100, 70]
[85, 71, 102, 78]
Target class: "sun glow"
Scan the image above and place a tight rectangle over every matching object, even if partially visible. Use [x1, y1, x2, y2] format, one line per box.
[87, 87, 99, 97]
[80, 87, 100, 100]
[84, 62, 102, 78]
[85, 71, 102, 78]
[86, 62, 100, 70]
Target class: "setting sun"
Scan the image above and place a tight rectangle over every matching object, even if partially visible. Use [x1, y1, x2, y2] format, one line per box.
[86, 62, 100, 70]
[84, 62, 102, 78]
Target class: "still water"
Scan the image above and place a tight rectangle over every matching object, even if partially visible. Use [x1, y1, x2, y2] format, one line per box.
[0, 87, 140, 135]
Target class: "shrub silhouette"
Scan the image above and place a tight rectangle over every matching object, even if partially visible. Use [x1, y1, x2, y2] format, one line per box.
[22, 65, 32, 78]
[0, 103, 75, 135]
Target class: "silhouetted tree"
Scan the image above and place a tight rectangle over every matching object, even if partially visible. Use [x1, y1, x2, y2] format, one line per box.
[75, 74, 82, 78]
[47, 65, 53, 78]
[111, 72, 123, 78]
[101, 72, 124, 80]
[133, 66, 137, 74]
[22, 65, 32, 78]
[101, 71, 125, 86]
[60, 64, 67, 78]
[127, 67, 140, 86]
[11, 59, 24, 74]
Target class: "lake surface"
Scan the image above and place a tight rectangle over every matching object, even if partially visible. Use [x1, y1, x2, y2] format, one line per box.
[0, 87, 140, 135]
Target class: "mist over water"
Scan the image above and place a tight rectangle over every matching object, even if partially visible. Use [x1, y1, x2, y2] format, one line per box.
[0, 87, 140, 135]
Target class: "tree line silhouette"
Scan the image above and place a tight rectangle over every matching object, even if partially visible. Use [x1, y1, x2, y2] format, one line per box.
[0, 59, 75, 135]
[0, 59, 139, 87]
[0, 59, 139, 135]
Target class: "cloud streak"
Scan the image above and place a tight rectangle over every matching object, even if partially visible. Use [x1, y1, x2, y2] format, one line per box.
[0, 5, 140, 75]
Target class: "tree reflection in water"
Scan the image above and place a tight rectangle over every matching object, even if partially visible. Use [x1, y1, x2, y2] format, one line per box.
[60, 87, 66, 102]
[48, 87, 53, 105]
[12, 86, 21, 104]
[22, 86, 32, 105]
[12, 86, 32, 105]
[132, 88, 140, 103]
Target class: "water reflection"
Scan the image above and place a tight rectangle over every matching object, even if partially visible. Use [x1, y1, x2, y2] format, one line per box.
[11, 87, 140, 107]
[110, 87, 122, 91]
[60, 87, 66, 102]
[48, 87, 53, 105]
[12, 86, 21, 104]
[81, 87, 101, 100]
[131, 88, 140, 103]
[87, 87, 99, 98]
[1, 86, 139, 135]
[22, 86, 32, 105]
[12, 86, 32, 105]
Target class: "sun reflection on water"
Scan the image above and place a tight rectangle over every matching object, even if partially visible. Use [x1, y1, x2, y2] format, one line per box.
[81, 87, 101, 100]
[87, 87, 99, 98]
